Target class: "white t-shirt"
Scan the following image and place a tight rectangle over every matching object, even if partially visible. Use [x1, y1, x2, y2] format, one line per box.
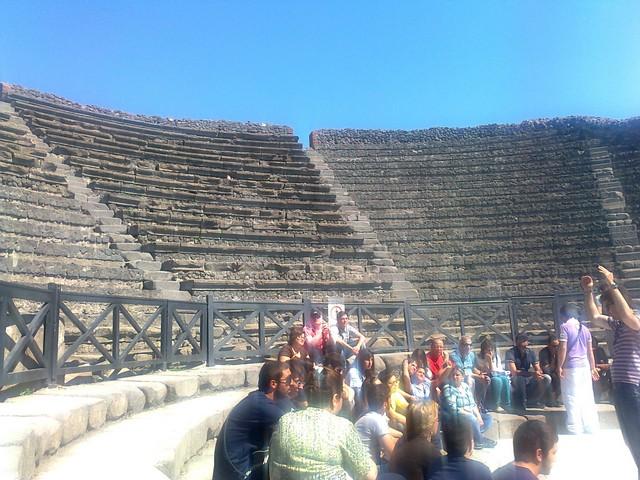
[355, 411, 390, 461]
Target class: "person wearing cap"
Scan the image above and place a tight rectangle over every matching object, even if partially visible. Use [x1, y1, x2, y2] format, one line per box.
[304, 310, 335, 364]
[505, 333, 551, 412]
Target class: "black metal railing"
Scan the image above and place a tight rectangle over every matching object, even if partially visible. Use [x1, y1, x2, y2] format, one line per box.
[1, 280, 586, 390]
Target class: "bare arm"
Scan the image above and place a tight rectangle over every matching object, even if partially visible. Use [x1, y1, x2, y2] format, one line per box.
[597, 266, 640, 331]
[587, 340, 600, 381]
[401, 358, 412, 394]
[380, 433, 399, 461]
[581, 275, 611, 330]
[557, 341, 567, 379]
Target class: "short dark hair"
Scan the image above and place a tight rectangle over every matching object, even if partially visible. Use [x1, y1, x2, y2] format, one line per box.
[337, 310, 348, 320]
[288, 326, 304, 346]
[513, 420, 558, 463]
[289, 358, 307, 380]
[560, 304, 579, 320]
[323, 351, 346, 373]
[304, 367, 343, 409]
[258, 360, 286, 392]
[442, 416, 473, 458]
[364, 382, 389, 413]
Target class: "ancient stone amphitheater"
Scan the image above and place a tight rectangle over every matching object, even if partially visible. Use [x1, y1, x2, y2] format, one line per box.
[1, 84, 638, 479]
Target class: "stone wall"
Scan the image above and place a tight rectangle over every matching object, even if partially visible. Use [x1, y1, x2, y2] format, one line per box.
[311, 118, 640, 301]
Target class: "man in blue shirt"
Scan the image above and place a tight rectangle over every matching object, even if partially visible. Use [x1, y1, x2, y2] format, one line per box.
[505, 333, 551, 412]
[213, 361, 291, 480]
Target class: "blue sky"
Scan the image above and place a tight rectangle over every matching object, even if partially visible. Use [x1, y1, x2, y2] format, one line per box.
[1, 1, 639, 145]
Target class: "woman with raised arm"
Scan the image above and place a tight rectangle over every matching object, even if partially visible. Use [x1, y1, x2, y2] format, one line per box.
[582, 266, 640, 474]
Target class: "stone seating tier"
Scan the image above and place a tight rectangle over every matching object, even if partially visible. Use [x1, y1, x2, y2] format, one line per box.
[3, 88, 400, 302]
[13, 99, 305, 156]
[5, 84, 295, 137]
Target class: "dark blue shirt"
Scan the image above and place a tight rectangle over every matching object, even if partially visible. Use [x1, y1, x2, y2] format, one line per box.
[213, 391, 284, 480]
[492, 463, 538, 480]
[426, 456, 492, 480]
[505, 346, 538, 375]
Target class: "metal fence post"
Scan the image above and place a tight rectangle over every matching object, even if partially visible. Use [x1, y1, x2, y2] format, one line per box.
[0, 293, 8, 388]
[258, 305, 266, 357]
[45, 283, 61, 386]
[552, 295, 561, 333]
[404, 301, 414, 351]
[302, 298, 312, 326]
[205, 294, 215, 367]
[509, 298, 518, 343]
[160, 300, 171, 370]
[112, 304, 120, 373]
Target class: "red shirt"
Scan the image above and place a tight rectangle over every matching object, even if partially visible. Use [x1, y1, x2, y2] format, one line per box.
[427, 352, 446, 379]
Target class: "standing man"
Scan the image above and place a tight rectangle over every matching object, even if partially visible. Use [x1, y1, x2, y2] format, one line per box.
[213, 361, 291, 480]
[331, 310, 366, 363]
[492, 419, 559, 479]
[556, 305, 600, 434]
[582, 265, 640, 475]
[505, 333, 551, 412]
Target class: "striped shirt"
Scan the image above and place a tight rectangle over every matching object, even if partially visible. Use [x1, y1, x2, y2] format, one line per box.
[608, 312, 640, 385]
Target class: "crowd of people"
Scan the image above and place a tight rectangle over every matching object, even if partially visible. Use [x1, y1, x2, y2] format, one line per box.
[212, 265, 640, 480]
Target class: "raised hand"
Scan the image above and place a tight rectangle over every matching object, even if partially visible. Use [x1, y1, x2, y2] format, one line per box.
[581, 275, 594, 292]
[597, 265, 615, 286]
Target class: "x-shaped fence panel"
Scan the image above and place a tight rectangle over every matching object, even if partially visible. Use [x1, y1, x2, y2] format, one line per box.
[168, 303, 206, 363]
[459, 302, 513, 347]
[408, 304, 464, 349]
[344, 304, 408, 353]
[511, 296, 556, 343]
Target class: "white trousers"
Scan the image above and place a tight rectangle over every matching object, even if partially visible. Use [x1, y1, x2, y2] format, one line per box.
[561, 366, 600, 434]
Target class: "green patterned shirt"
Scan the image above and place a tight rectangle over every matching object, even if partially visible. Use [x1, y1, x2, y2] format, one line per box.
[269, 407, 375, 480]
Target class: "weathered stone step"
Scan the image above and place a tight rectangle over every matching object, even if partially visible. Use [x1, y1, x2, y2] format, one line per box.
[181, 278, 391, 292]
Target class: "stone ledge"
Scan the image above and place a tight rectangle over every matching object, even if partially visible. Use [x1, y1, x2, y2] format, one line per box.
[1, 364, 262, 480]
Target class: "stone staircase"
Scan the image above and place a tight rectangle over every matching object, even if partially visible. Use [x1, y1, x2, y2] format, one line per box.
[588, 143, 640, 293]
[3, 102, 191, 301]
[306, 149, 420, 301]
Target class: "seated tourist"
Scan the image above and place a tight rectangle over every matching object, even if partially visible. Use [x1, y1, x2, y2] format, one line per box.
[428, 416, 493, 480]
[331, 310, 366, 362]
[401, 348, 430, 394]
[356, 383, 401, 469]
[426, 336, 451, 399]
[324, 351, 356, 418]
[380, 369, 413, 429]
[441, 367, 496, 449]
[410, 364, 432, 401]
[304, 309, 335, 364]
[538, 334, 561, 407]
[505, 333, 551, 411]
[347, 349, 378, 416]
[389, 400, 441, 480]
[287, 357, 311, 409]
[213, 361, 291, 480]
[278, 326, 309, 363]
[492, 419, 559, 480]
[269, 368, 377, 480]
[475, 337, 511, 412]
[449, 335, 477, 390]
[592, 336, 612, 403]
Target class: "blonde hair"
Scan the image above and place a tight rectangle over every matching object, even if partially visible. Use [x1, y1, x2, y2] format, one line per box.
[406, 400, 439, 441]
